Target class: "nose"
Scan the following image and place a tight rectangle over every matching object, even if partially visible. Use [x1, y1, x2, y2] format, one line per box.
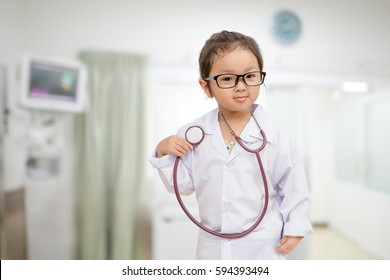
[235, 76, 247, 90]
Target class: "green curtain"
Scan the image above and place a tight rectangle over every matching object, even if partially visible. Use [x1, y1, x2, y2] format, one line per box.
[74, 51, 146, 259]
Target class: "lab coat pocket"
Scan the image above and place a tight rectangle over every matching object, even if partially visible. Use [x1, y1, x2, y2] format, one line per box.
[232, 237, 285, 260]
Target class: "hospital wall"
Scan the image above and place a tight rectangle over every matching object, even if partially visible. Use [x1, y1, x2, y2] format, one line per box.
[1, 0, 390, 259]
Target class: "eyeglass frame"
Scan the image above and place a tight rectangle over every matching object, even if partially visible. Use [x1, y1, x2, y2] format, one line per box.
[203, 71, 266, 89]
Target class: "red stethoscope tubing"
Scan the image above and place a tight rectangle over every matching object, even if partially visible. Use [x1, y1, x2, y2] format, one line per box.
[173, 129, 269, 239]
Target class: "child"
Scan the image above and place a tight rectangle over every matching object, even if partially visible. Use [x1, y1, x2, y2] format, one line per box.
[149, 30, 312, 260]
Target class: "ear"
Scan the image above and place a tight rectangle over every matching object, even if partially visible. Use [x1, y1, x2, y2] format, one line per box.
[199, 79, 213, 98]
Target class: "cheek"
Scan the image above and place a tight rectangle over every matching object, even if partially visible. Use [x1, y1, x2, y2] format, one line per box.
[206, 84, 221, 98]
[249, 87, 261, 98]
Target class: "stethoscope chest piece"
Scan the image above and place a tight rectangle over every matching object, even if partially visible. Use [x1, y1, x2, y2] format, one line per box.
[185, 126, 204, 145]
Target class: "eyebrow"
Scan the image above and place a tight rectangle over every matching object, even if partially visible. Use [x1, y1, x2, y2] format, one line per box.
[215, 67, 260, 74]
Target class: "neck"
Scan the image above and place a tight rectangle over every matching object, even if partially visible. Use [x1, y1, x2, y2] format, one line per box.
[220, 109, 252, 123]
[218, 108, 251, 122]
[219, 110, 253, 140]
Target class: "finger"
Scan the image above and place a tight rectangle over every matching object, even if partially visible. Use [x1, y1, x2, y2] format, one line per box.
[172, 144, 193, 157]
[276, 245, 286, 252]
[174, 146, 188, 156]
[276, 240, 290, 254]
[174, 144, 193, 156]
[276, 246, 290, 254]
[175, 140, 193, 151]
[278, 237, 288, 245]
[185, 141, 194, 150]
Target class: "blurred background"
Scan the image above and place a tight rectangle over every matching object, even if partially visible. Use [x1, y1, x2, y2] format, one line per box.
[0, 0, 389, 260]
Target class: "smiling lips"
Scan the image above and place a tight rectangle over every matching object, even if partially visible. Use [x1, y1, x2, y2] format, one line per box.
[234, 95, 248, 102]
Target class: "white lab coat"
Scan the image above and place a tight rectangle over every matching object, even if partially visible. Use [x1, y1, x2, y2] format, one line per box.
[149, 105, 313, 260]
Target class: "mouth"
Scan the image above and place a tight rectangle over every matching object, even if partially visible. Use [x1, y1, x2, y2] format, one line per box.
[233, 95, 248, 102]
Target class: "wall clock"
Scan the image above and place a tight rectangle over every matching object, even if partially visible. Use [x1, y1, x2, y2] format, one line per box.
[272, 10, 302, 44]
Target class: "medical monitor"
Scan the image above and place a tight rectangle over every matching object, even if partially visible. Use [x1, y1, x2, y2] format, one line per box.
[20, 54, 88, 113]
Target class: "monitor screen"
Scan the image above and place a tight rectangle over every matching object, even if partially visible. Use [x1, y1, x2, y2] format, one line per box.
[20, 54, 88, 113]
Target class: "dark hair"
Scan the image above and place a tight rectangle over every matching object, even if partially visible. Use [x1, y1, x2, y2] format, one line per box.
[198, 30, 264, 79]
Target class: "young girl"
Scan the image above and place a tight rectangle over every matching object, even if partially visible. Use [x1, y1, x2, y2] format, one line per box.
[149, 30, 312, 260]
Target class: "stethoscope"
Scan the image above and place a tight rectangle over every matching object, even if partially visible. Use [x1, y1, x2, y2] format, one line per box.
[173, 110, 269, 239]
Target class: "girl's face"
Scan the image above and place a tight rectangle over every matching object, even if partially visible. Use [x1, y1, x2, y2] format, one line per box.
[199, 48, 261, 116]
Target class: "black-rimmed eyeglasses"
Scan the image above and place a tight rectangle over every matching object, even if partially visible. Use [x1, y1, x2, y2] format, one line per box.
[203, 71, 266, 89]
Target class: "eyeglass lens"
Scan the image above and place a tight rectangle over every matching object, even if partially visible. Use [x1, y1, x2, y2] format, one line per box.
[216, 71, 264, 88]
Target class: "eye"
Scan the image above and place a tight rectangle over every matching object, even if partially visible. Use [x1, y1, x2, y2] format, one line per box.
[245, 72, 258, 79]
[220, 75, 234, 82]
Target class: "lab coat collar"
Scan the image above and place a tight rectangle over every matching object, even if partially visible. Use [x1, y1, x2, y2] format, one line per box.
[195, 104, 274, 144]
[194, 104, 274, 160]
[250, 104, 274, 144]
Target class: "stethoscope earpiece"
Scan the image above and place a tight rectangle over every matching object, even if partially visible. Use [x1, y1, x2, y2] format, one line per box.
[185, 126, 204, 145]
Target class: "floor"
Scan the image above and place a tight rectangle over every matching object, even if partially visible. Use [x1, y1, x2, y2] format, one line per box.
[310, 226, 378, 260]
[136, 214, 380, 260]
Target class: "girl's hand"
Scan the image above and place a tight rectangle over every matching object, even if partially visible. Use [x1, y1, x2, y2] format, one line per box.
[276, 236, 303, 255]
[156, 135, 193, 158]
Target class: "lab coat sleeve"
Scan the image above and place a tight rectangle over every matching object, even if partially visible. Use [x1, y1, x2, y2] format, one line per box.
[148, 152, 195, 196]
[148, 125, 196, 196]
[274, 138, 313, 237]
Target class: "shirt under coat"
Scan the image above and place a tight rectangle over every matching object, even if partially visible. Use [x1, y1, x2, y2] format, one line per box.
[149, 104, 313, 260]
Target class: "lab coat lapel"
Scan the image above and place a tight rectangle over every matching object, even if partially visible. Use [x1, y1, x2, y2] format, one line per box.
[212, 115, 230, 159]
[212, 129, 229, 159]
[225, 117, 258, 163]
[225, 104, 271, 163]
[198, 105, 273, 163]
[199, 108, 228, 159]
